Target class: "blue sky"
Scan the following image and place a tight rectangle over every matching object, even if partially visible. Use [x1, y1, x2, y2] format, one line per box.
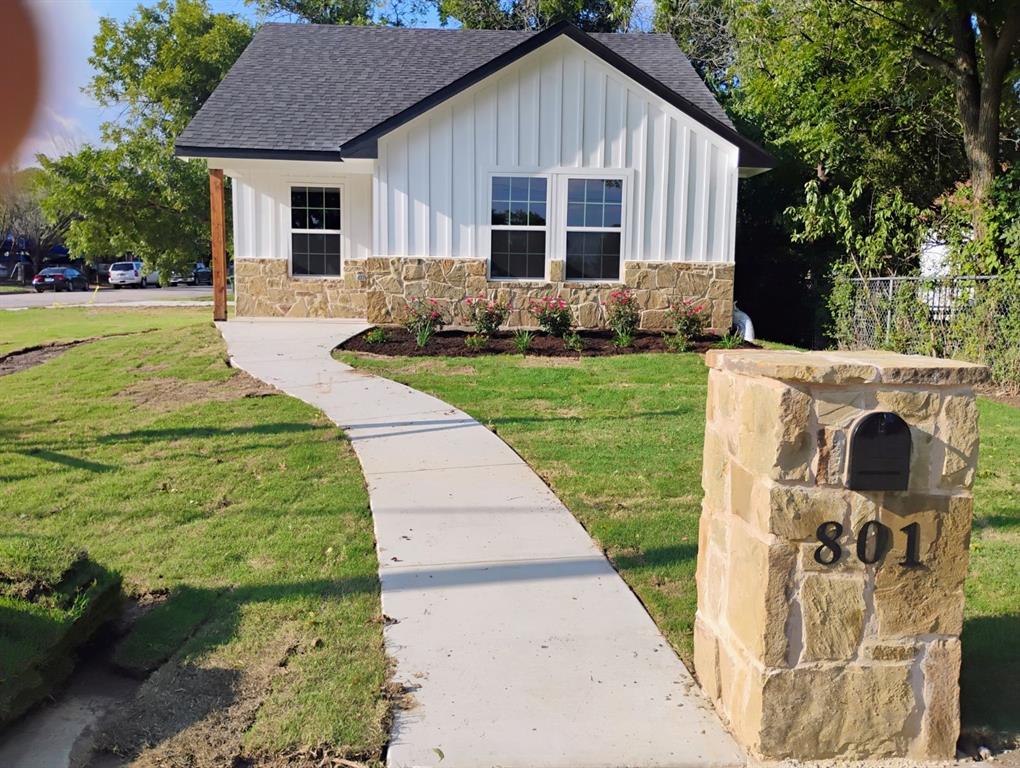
[19, 0, 443, 167]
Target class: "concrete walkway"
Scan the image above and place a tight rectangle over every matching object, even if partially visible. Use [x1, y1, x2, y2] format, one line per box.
[218, 318, 743, 768]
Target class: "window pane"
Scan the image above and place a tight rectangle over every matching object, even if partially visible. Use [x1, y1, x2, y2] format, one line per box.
[491, 230, 543, 279]
[324, 251, 341, 276]
[605, 180, 623, 203]
[585, 179, 604, 203]
[291, 187, 307, 207]
[307, 188, 323, 208]
[324, 233, 341, 256]
[491, 202, 509, 226]
[491, 253, 511, 278]
[492, 176, 511, 202]
[509, 206, 529, 226]
[604, 204, 622, 228]
[529, 177, 547, 202]
[566, 231, 620, 281]
[528, 204, 546, 226]
[291, 208, 307, 229]
[324, 189, 340, 209]
[585, 203, 603, 227]
[491, 230, 509, 255]
[509, 177, 529, 202]
[308, 209, 324, 229]
[567, 203, 585, 227]
[567, 178, 586, 203]
[324, 209, 341, 230]
[308, 233, 325, 255]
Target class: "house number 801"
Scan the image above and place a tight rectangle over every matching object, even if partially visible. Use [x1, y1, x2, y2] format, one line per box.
[813, 521, 923, 568]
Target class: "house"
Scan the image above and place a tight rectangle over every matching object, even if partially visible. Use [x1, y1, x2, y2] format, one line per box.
[176, 21, 773, 329]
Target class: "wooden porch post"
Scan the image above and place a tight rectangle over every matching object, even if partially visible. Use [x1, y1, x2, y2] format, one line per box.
[209, 168, 227, 322]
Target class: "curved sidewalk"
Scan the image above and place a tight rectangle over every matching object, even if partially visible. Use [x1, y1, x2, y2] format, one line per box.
[218, 318, 743, 768]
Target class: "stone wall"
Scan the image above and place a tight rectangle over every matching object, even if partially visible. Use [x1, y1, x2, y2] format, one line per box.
[234, 257, 734, 330]
[694, 350, 987, 761]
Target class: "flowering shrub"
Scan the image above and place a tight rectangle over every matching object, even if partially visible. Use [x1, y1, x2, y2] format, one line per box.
[529, 295, 572, 337]
[405, 297, 446, 348]
[606, 288, 640, 343]
[463, 294, 511, 336]
[666, 299, 709, 338]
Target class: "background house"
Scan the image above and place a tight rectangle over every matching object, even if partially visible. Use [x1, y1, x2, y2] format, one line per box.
[177, 21, 772, 329]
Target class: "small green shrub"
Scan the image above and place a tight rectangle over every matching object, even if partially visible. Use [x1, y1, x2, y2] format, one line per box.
[529, 296, 573, 337]
[464, 333, 488, 351]
[612, 331, 633, 348]
[405, 297, 446, 349]
[463, 295, 511, 336]
[664, 332, 691, 353]
[364, 327, 388, 344]
[512, 329, 534, 354]
[713, 330, 744, 349]
[563, 331, 584, 352]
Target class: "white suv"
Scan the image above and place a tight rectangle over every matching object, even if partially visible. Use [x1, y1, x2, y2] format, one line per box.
[108, 261, 160, 288]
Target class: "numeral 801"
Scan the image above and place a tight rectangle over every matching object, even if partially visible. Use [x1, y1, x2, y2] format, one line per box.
[814, 520, 923, 568]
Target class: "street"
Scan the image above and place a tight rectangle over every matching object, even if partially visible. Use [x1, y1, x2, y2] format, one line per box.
[0, 284, 216, 310]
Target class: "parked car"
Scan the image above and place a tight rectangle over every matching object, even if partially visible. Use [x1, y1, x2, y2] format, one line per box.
[169, 262, 212, 286]
[108, 261, 161, 288]
[32, 267, 89, 292]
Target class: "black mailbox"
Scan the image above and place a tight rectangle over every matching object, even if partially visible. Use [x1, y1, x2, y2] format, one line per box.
[845, 412, 912, 491]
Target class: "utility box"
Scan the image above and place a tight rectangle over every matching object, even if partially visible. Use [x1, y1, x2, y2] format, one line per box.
[694, 350, 987, 761]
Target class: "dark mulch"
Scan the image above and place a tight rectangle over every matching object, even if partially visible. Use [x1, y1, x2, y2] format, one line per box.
[338, 326, 759, 357]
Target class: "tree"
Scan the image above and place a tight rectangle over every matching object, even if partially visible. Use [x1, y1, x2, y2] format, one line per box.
[436, 0, 632, 32]
[39, 0, 253, 277]
[245, 0, 375, 24]
[725, 0, 1018, 255]
[1, 166, 72, 273]
[890, 1, 1020, 210]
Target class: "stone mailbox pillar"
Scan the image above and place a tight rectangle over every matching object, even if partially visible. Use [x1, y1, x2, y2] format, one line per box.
[694, 350, 988, 761]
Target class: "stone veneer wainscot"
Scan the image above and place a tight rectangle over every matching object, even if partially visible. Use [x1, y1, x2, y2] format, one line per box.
[234, 257, 734, 330]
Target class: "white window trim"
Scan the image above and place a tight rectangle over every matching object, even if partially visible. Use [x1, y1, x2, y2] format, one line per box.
[486, 172, 551, 282]
[560, 173, 627, 284]
[287, 182, 345, 279]
[483, 168, 631, 284]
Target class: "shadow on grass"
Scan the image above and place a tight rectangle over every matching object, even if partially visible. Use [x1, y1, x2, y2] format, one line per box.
[961, 613, 1020, 737]
[611, 544, 699, 573]
[483, 407, 696, 428]
[96, 421, 325, 445]
[12, 449, 114, 473]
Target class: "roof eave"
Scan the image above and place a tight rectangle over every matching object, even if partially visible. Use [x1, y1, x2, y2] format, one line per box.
[174, 144, 343, 162]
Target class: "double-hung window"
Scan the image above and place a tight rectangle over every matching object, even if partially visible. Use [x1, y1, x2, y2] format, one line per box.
[565, 178, 623, 281]
[291, 186, 341, 276]
[490, 176, 547, 280]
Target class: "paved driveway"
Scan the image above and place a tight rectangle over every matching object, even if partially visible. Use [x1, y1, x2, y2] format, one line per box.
[0, 285, 214, 310]
[219, 318, 743, 768]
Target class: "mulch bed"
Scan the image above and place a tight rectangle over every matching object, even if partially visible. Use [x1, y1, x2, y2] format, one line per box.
[338, 326, 759, 358]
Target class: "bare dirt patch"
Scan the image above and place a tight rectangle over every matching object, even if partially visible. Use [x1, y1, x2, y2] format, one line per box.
[338, 326, 757, 358]
[118, 371, 276, 411]
[0, 341, 87, 377]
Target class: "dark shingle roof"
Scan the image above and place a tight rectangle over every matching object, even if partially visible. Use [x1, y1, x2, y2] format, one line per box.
[177, 22, 770, 167]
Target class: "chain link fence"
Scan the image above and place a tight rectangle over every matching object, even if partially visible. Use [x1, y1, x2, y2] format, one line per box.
[833, 274, 1019, 393]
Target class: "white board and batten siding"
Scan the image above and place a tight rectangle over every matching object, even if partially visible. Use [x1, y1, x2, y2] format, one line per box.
[373, 36, 739, 265]
[230, 162, 374, 263]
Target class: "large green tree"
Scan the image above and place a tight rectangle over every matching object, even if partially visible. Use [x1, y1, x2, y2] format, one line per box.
[722, 0, 1018, 273]
[40, 0, 252, 276]
[436, 0, 632, 32]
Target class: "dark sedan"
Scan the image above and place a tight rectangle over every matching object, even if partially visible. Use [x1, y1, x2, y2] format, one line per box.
[32, 267, 90, 292]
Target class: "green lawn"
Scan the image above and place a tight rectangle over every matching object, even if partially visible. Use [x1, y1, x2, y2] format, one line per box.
[0, 306, 209, 355]
[1, 310, 388, 763]
[338, 349, 1020, 741]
